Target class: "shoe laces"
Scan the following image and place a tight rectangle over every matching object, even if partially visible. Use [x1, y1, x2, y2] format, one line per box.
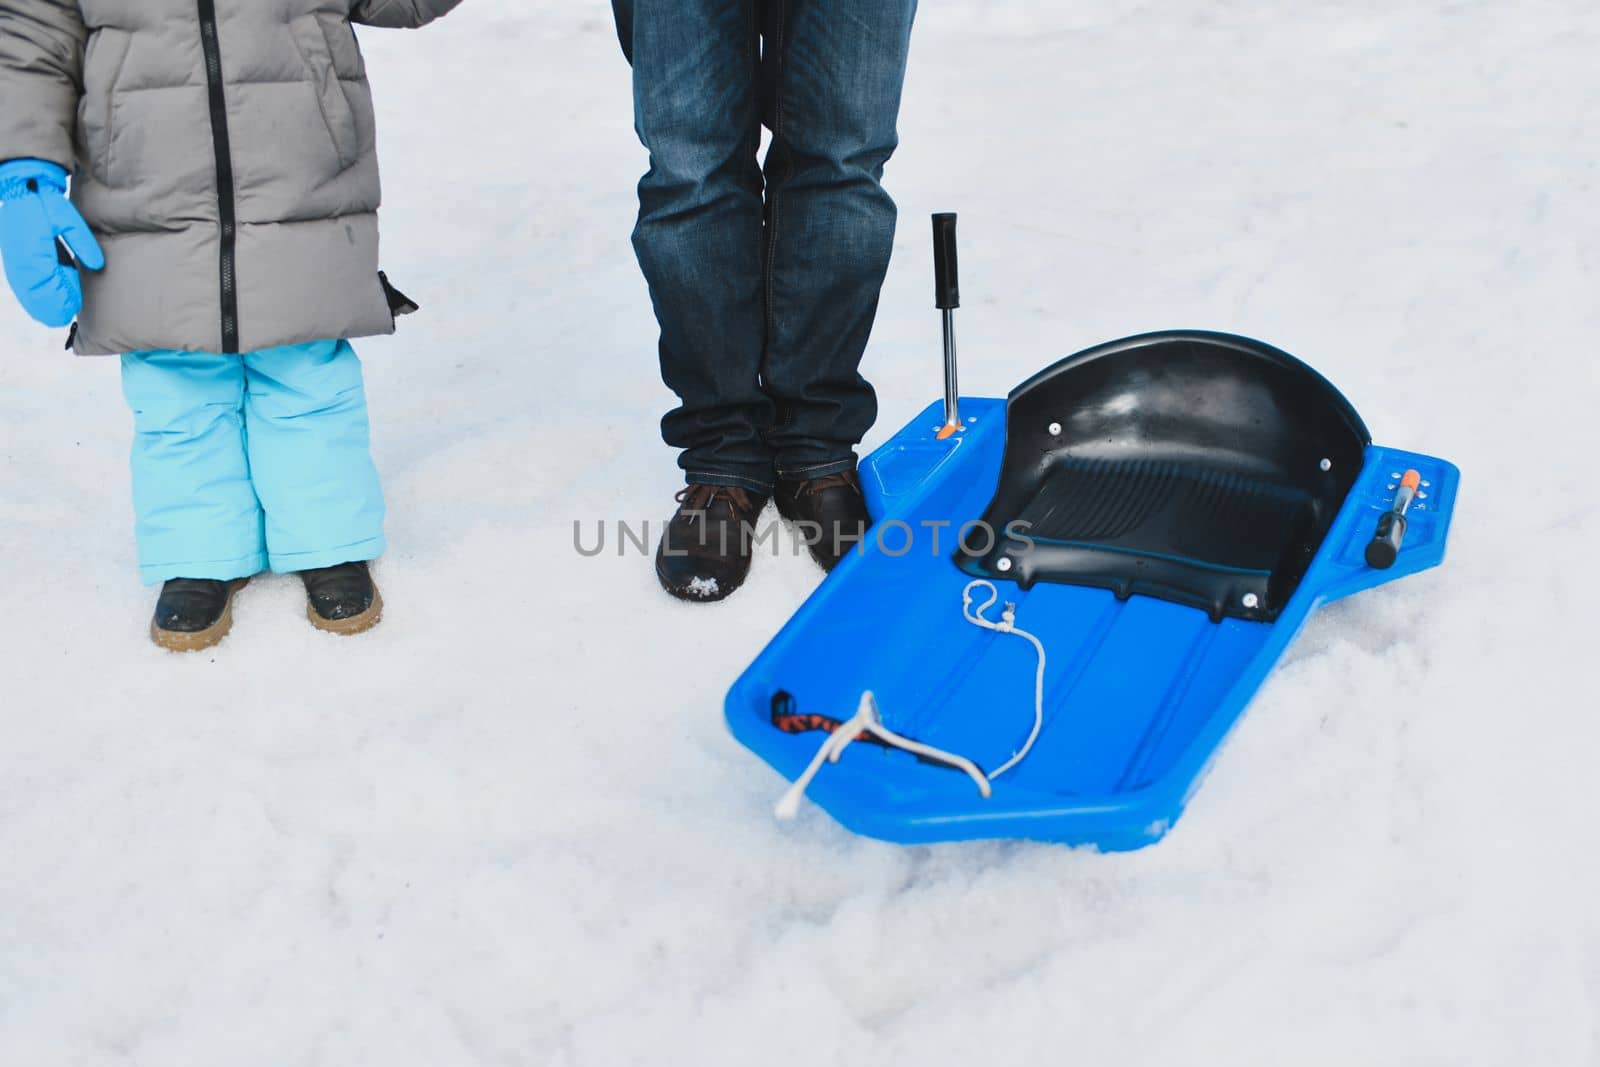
[675, 484, 760, 515]
[793, 471, 861, 498]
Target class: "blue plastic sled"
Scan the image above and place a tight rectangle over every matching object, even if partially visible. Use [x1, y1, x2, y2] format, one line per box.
[726, 332, 1458, 850]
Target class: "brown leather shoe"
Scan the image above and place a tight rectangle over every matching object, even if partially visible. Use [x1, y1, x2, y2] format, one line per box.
[655, 484, 770, 602]
[774, 469, 872, 571]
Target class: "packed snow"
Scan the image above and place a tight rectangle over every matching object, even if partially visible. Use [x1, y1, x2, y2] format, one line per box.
[2, 2, 1597, 1063]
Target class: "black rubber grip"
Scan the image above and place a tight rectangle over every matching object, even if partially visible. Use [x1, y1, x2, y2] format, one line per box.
[933, 212, 959, 310]
[1364, 511, 1407, 569]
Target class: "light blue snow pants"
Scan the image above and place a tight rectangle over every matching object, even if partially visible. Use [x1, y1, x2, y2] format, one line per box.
[120, 340, 386, 586]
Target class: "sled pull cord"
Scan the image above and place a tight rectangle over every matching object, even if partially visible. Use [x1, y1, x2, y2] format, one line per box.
[959, 580, 1047, 779]
[933, 213, 964, 440]
[773, 581, 1048, 819]
[775, 692, 992, 819]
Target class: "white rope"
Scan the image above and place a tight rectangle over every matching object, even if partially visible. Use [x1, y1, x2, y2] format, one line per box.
[775, 691, 991, 819]
[959, 580, 1047, 780]
[772, 580, 1050, 820]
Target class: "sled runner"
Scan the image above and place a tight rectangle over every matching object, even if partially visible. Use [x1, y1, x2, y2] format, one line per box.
[724, 219, 1458, 850]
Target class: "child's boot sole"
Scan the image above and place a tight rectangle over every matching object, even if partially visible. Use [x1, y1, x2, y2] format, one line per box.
[306, 585, 383, 636]
[149, 578, 250, 653]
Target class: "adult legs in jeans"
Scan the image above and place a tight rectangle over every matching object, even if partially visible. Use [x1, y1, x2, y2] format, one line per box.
[613, 0, 917, 491]
[617, 0, 774, 493]
[759, 0, 916, 481]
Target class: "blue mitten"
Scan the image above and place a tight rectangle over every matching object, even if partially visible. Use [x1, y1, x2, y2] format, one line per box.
[0, 159, 105, 328]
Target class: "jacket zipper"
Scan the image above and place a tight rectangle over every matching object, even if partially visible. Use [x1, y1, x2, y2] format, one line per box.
[196, 0, 239, 354]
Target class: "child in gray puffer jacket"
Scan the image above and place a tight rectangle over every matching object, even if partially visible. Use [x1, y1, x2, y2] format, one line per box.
[0, 0, 463, 650]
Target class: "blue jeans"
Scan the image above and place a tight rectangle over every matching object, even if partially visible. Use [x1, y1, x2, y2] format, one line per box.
[120, 341, 386, 585]
[613, 0, 918, 493]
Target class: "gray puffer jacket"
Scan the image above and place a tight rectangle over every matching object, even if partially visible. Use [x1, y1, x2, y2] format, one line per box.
[0, 0, 463, 355]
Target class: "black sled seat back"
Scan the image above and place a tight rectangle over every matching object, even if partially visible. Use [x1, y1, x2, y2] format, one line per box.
[956, 331, 1372, 621]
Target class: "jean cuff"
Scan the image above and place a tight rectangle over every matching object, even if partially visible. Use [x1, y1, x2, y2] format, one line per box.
[268, 535, 386, 575]
[685, 470, 774, 494]
[139, 550, 266, 587]
[774, 456, 859, 483]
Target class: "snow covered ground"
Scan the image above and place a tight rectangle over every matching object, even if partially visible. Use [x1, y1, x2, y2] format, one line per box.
[2, 1, 1598, 1063]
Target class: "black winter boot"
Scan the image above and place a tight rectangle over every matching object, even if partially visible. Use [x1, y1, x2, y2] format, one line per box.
[150, 577, 250, 653]
[655, 484, 770, 602]
[300, 561, 383, 635]
[774, 469, 873, 572]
